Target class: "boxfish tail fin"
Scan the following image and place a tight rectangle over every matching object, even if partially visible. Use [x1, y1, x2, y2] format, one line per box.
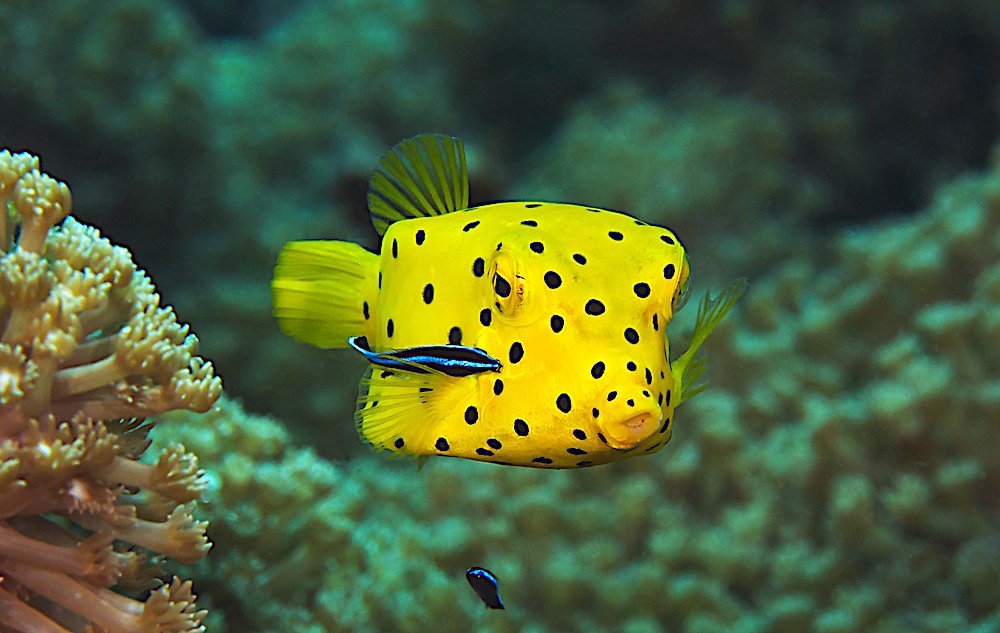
[672, 278, 747, 405]
[355, 365, 479, 462]
[271, 240, 377, 348]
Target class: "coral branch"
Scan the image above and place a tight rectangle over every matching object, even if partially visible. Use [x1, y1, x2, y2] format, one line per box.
[0, 522, 119, 585]
[0, 148, 218, 629]
[1, 559, 206, 633]
[0, 583, 71, 633]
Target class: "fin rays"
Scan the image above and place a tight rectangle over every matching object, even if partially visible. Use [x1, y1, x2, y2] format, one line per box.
[271, 241, 377, 348]
[367, 134, 469, 236]
[673, 278, 748, 404]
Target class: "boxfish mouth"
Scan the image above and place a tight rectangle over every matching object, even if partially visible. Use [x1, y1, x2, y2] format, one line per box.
[604, 411, 658, 450]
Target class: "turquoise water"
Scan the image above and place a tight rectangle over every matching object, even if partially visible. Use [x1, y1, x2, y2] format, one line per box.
[1, 1, 998, 631]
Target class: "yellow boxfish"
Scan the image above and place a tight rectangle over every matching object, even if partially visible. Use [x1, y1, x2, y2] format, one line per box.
[272, 134, 745, 468]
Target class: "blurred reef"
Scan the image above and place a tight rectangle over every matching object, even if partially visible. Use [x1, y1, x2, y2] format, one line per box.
[0, 0, 998, 631]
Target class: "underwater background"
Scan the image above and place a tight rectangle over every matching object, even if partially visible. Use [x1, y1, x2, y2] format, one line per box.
[1, 0, 998, 631]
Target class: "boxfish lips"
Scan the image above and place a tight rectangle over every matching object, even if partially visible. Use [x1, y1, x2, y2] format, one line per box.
[600, 400, 662, 449]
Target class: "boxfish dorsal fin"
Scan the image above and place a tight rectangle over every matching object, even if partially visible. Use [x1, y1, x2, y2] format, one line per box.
[366, 133, 469, 236]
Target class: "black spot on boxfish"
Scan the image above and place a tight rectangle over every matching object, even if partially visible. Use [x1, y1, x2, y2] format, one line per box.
[573, 429, 587, 440]
[598, 432, 608, 444]
[530, 241, 544, 253]
[387, 319, 394, 337]
[509, 341, 524, 363]
[577, 461, 593, 467]
[525, 203, 542, 208]
[587, 208, 602, 213]
[380, 370, 394, 378]
[449, 327, 463, 344]
[592, 407, 600, 418]
[532, 456, 553, 464]
[378, 272, 382, 288]
[514, 419, 529, 436]
[652, 313, 659, 330]
[363, 301, 370, 320]
[660, 234, 675, 245]
[477, 448, 494, 456]
[415, 229, 425, 245]
[464, 220, 480, 232]
[494, 379, 504, 395]
[624, 328, 639, 344]
[642, 390, 650, 397]
[627, 399, 635, 407]
[392, 238, 398, 258]
[544, 271, 561, 289]
[521, 219, 538, 226]
[567, 447, 587, 455]
[465, 405, 479, 424]
[660, 419, 670, 433]
[645, 368, 653, 384]
[556, 393, 572, 413]
[473, 257, 485, 277]
[591, 361, 605, 378]
[585, 299, 605, 315]
[550, 315, 564, 333]
[480, 308, 492, 326]
[494, 274, 512, 298]
[394, 438, 404, 449]
[607, 391, 618, 401]
[634, 282, 650, 298]
[487, 438, 502, 450]
[423, 283, 434, 304]
[665, 390, 671, 406]
[664, 263, 676, 279]
[420, 387, 433, 393]
[658, 392, 664, 405]
[645, 443, 660, 452]
[608, 231, 624, 241]
[573, 253, 587, 265]
[436, 437, 450, 451]
[627, 361, 637, 371]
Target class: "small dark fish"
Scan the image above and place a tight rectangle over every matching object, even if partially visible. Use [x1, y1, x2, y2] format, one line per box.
[466, 566, 504, 609]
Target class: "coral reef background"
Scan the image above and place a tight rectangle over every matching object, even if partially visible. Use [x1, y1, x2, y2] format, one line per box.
[1, 1, 997, 631]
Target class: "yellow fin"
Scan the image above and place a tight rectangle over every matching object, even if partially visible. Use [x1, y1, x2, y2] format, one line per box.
[367, 133, 469, 236]
[271, 240, 377, 348]
[355, 365, 477, 459]
[672, 278, 747, 404]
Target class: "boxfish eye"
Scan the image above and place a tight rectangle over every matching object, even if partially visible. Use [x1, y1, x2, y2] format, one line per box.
[493, 272, 512, 298]
[491, 252, 523, 315]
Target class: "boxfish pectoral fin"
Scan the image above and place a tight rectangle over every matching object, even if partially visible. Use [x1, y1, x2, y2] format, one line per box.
[367, 133, 470, 236]
[348, 336, 501, 377]
[354, 361, 481, 460]
[671, 277, 748, 404]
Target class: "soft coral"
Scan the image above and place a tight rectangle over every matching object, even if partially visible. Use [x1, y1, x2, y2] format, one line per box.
[0, 149, 220, 633]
